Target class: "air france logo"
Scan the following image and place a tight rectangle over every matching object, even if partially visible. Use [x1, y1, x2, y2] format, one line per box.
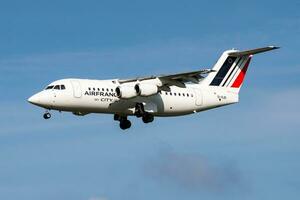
[84, 88, 117, 97]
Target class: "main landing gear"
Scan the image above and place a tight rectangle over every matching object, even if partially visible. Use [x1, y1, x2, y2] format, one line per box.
[114, 114, 131, 130]
[43, 112, 51, 119]
[135, 103, 154, 123]
[114, 103, 155, 130]
[142, 113, 154, 123]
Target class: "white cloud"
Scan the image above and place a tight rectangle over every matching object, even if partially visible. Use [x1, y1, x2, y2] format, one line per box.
[145, 150, 244, 193]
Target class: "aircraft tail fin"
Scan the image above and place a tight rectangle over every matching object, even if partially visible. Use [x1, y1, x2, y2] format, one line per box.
[202, 46, 279, 92]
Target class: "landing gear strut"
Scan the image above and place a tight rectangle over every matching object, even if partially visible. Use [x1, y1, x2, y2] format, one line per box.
[134, 103, 145, 118]
[43, 112, 51, 119]
[135, 103, 154, 124]
[114, 114, 131, 130]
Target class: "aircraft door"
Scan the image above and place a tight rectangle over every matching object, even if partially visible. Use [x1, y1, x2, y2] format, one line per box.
[71, 80, 82, 98]
[194, 88, 203, 106]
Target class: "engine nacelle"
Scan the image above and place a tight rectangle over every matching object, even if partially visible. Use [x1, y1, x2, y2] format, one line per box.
[115, 85, 137, 99]
[135, 83, 158, 97]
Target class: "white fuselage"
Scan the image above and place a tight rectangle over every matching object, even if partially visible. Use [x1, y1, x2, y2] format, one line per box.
[27, 46, 278, 129]
[28, 78, 239, 117]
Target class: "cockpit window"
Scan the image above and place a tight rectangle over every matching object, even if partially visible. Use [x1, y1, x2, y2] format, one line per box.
[45, 85, 54, 90]
[45, 84, 65, 90]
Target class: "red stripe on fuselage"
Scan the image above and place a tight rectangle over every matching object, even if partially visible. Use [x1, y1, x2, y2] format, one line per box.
[231, 56, 252, 88]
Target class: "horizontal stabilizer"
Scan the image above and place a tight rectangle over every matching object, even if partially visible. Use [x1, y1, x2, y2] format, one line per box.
[228, 46, 280, 57]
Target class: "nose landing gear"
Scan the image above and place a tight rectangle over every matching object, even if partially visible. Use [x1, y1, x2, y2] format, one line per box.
[43, 112, 51, 119]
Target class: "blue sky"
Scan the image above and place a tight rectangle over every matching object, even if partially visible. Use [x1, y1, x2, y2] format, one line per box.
[0, 1, 300, 200]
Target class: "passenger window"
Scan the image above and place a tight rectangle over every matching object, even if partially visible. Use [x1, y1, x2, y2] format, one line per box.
[111, 89, 113, 92]
[106, 88, 109, 92]
[187, 94, 189, 97]
[170, 92, 172, 96]
[165, 92, 168, 95]
[174, 93, 176, 96]
[54, 85, 60, 90]
[183, 93, 185, 97]
[191, 94, 194, 97]
[88, 87, 91, 90]
[61, 85, 66, 90]
[102, 88, 105, 91]
[93, 88, 95, 91]
[97, 88, 100, 91]
[178, 93, 181, 96]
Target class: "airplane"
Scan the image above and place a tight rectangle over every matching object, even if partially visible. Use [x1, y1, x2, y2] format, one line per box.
[28, 46, 279, 130]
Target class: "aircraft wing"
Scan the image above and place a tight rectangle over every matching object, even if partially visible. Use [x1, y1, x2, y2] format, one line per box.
[118, 69, 215, 87]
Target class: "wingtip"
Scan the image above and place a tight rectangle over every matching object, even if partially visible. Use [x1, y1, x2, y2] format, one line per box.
[269, 45, 280, 49]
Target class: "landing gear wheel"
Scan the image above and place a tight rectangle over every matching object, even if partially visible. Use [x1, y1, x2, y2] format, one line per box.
[142, 113, 154, 123]
[119, 119, 131, 130]
[43, 112, 51, 119]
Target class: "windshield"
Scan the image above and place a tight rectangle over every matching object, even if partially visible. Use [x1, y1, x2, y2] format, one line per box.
[45, 84, 66, 90]
[45, 85, 54, 90]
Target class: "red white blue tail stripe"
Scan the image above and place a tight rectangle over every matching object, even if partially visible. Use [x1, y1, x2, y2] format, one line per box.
[210, 55, 252, 88]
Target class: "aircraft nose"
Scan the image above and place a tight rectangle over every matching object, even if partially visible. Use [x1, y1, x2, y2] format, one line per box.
[27, 94, 40, 105]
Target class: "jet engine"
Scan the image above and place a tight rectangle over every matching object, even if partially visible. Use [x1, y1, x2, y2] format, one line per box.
[115, 85, 137, 99]
[134, 83, 158, 97]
